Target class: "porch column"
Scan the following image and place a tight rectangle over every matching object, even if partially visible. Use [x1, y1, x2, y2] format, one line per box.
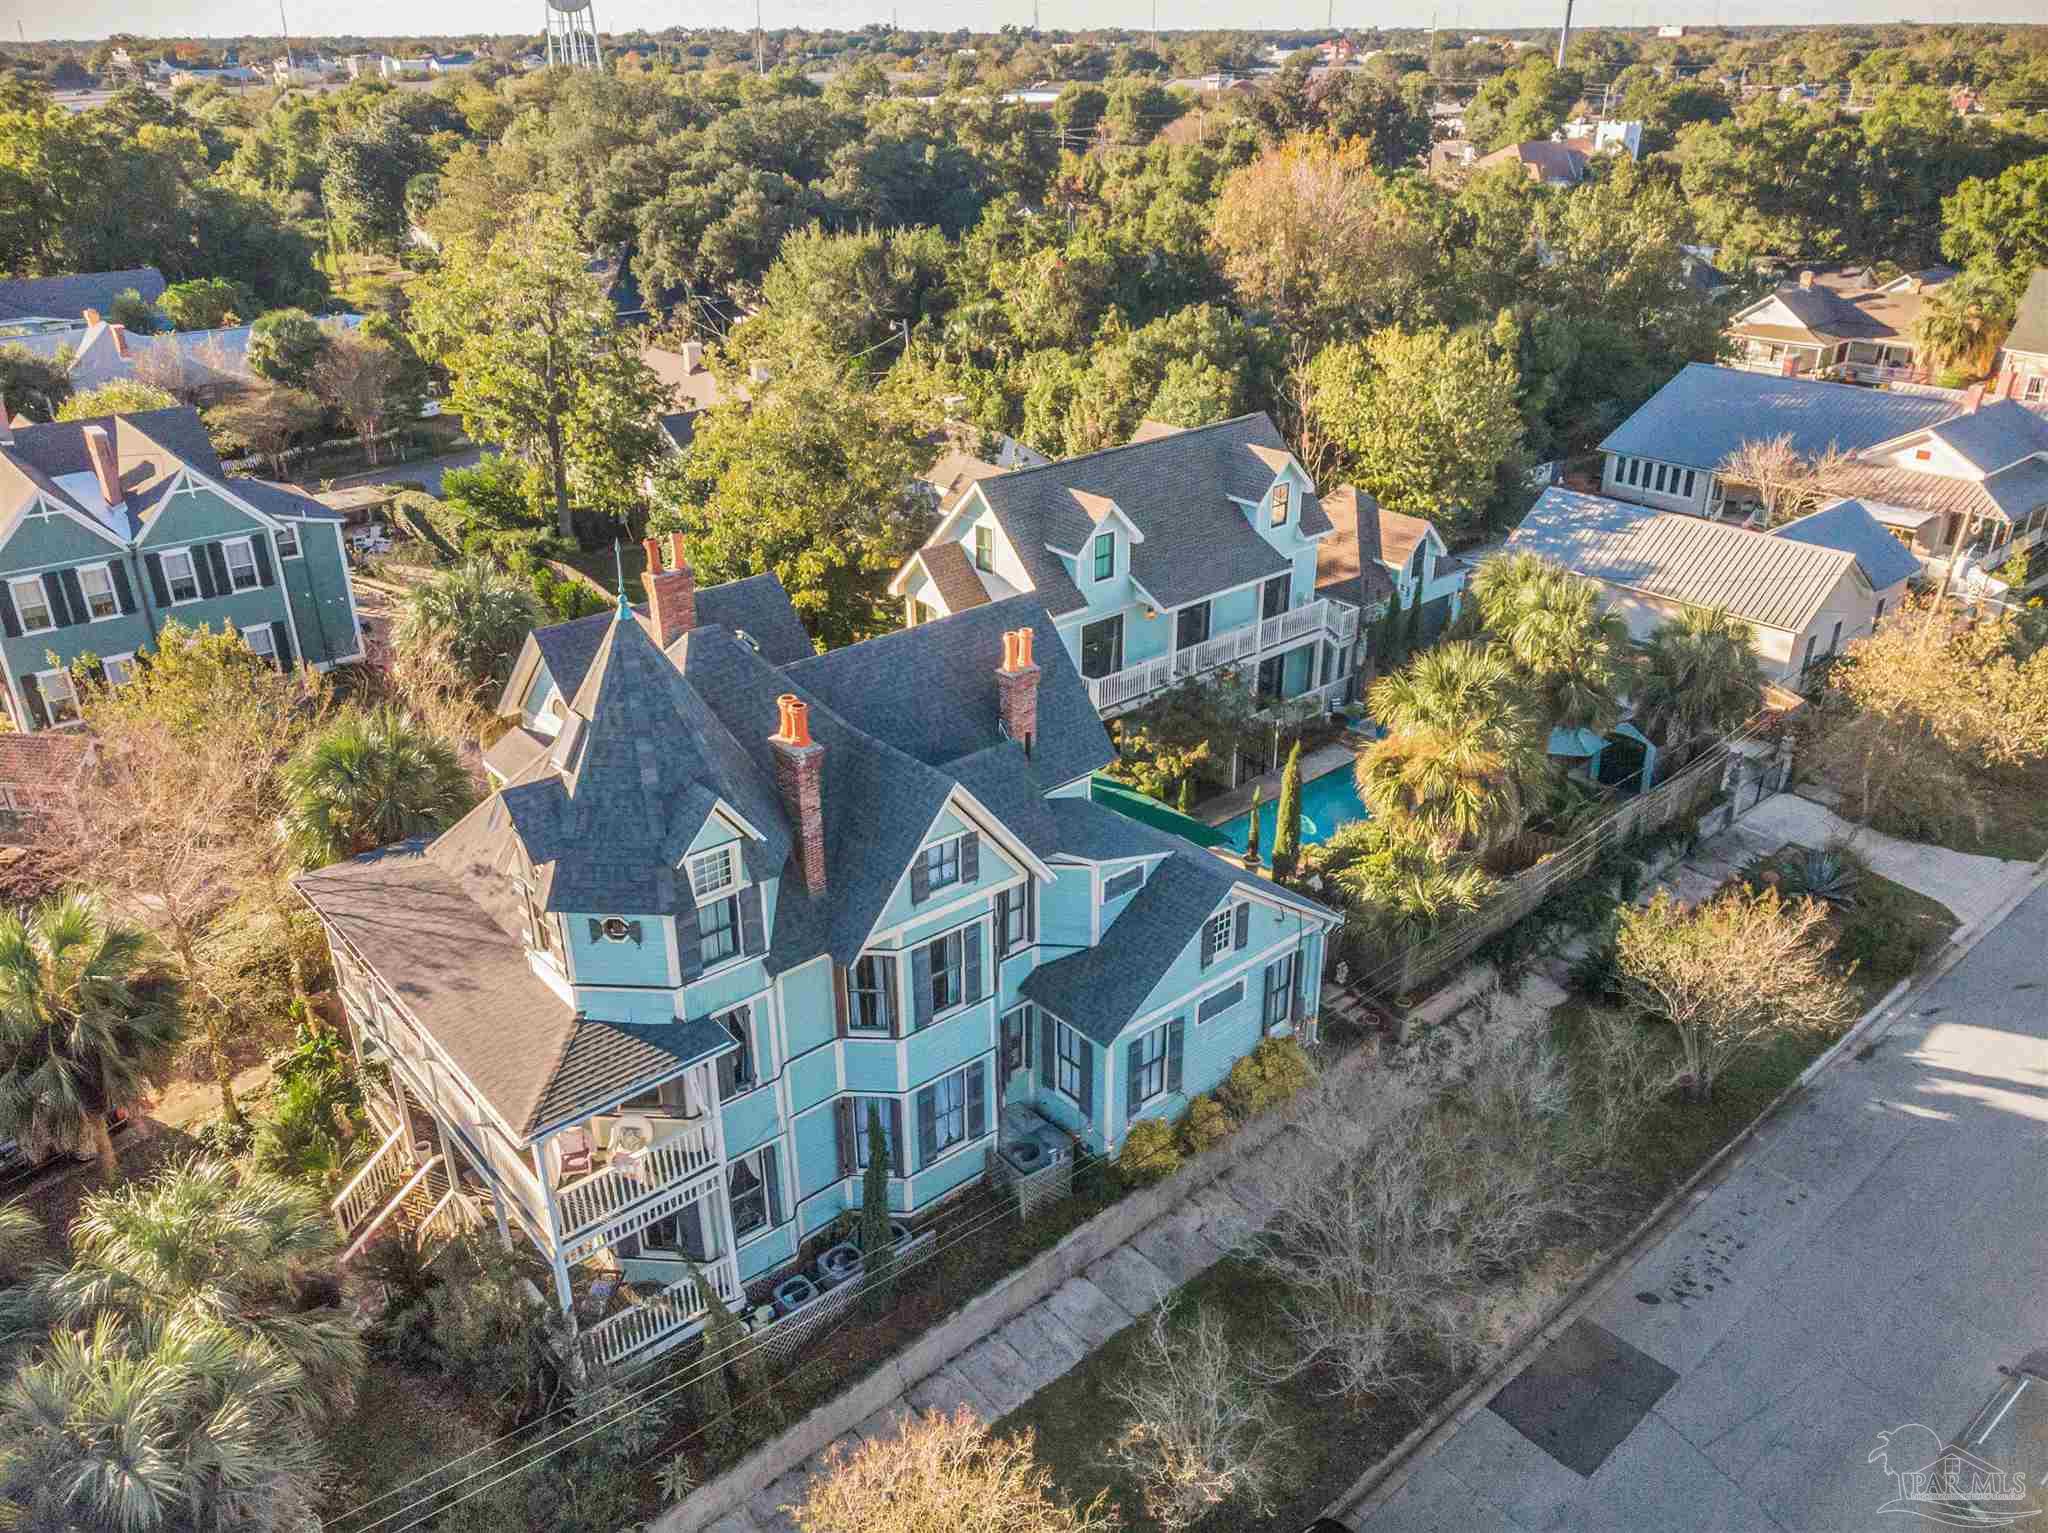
[531, 1141, 577, 1335]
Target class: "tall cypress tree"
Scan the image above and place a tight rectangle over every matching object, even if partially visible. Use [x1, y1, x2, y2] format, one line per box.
[1404, 585, 1426, 654]
[860, 1103, 895, 1313]
[1375, 592, 1403, 673]
[1271, 741, 1303, 878]
[1176, 776, 1195, 816]
[1244, 784, 1264, 869]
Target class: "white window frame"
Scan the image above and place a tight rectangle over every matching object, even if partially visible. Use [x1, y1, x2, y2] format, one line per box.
[77, 563, 120, 622]
[243, 624, 277, 663]
[922, 927, 970, 1017]
[1130, 1021, 1170, 1106]
[275, 524, 302, 559]
[1206, 907, 1235, 956]
[849, 953, 897, 1034]
[688, 846, 736, 901]
[9, 576, 53, 634]
[35, 667, 79, 726]
[102, 652, 136, 688]
[973, 523, 993, 572]
[923, 1067, 969, 1162]
[698, 892, 742, 969]
[851, 1096, 894, 1171]
[223, 537, 259, 592]
[922, 833, 964, 893]
[1055, 1020, 1086, 1102]
[161, 549, 201, 605]
[726, 1143, 777, 1243]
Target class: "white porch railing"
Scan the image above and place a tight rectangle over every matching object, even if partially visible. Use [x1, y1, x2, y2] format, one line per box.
[341, 1154, 444, 1265]
[331, 1127, 410, 1240]
[1085, 598, 1355, 714]
[418, 1185, 482, 1250]
[581, 1254, 743, 1370]
[555, 1122, 720, 1247]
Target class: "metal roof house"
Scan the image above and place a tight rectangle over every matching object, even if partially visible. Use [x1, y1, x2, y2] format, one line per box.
[298, 534, 1338, 1369]
[1509, 487, 1917, 681]
[1997, 268, 2048, 405]
[890, 415, 1364, 718]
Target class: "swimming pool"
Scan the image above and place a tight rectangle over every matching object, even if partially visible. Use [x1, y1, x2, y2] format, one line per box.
[1215, 766, 1369, 854]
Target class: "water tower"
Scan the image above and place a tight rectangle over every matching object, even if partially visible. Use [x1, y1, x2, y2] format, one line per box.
[544, 0, 602, 70]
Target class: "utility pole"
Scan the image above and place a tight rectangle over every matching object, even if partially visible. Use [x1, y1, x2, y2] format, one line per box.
[278, 0, 291, 74]
[755, 0, 763, 76]
[1555, 0, 1573, 68]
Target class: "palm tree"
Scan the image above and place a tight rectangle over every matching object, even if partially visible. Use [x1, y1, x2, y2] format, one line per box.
[0, 1309, 326, 1533]
[394, 557, 540, 694]
[1471, 555, 1637, 731]
[1635, 607, 1765, 761]
[38, 1156, 362, 1409]
[0, 896, 184, 1182]
[1911, 268, 2017, 380]
[279, 704, 475, 868]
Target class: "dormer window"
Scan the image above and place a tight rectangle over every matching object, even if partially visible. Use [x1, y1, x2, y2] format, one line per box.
[974, 524, 994, 572]
[689, 846, 736, 900]
[1271, 483, 1290, 527]
[1093, 532, 1114, 581]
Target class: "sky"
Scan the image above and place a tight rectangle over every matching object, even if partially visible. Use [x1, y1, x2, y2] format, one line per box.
[18, 0, 2046, 47]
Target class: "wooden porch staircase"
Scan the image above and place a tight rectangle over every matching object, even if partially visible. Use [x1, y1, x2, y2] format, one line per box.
[331, 1128, 483, 1264]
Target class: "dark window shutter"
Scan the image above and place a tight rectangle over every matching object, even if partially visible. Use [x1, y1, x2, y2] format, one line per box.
[888, 1099, 906, 1178]
[1127, 1040, 1143, 1116]
[109, 561, 135, 616]
[993, 888, 1011, 959]
[1040, 1012, 1056, 1091]
[1199, 920, 1216, 970]
[144, 553, 170, 609]
[963, 925, 982, 1004]
[1292, 951, 1308, 1024]
[252, 535, 275, 587]
[917, 1086, 937, 1168]
[911, 943, 933, 1031]
[192, 546, 217, 599]
[833, 963, 850, 1037]
[1026, 881, 1036, 941]
[738, 884, 765, 956]
[21, 674, 49, 731]
[1167, 1020, 1184, 1094]
[58, 569, 87, 627]
[42, 573, 72, 628]
[205, 543, 231, 596]
[0, 581, 19, 639]
[959, 831, 980, 884]
[878, 955, 897, 1034]
[835, 1099, 855, 1177]
[675, 903, 703, 981]
[269, 620, 293, 671]
[909, 850, 931, 905]
[967, 1062, 986, 1141]
[763, 1147, 784, 1225]
[1076, 1037, 1093, 1122]
[1233, 903, 1250, 951]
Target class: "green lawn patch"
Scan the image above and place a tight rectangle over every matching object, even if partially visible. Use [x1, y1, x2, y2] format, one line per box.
[1831, 867, 1958, 1012]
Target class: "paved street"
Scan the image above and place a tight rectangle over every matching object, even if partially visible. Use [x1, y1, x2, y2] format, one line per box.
[320, 446, 483, 498]
[1347, 877, 2048, 1533]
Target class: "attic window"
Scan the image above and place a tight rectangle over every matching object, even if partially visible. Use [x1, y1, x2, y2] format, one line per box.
[595, 917, 642, 944]
[974, 524, 994, 572]
[690, 847, 736, 900]
[1270, 483, 1290, 527]
[1093, 532, 1114, 581]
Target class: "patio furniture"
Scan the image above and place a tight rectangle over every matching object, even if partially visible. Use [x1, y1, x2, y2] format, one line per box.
[557, 1127, 594, 1178]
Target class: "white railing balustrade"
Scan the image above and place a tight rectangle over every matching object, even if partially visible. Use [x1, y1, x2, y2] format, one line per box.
[580, 1255, 743, 1370]
[417, 1186, 481, 1250]
[1087, 599, 1348, 713]
[341, 1154, 444, 1265]
[330, 1127, 410, 1239]
[554, 1122, 720, 1242]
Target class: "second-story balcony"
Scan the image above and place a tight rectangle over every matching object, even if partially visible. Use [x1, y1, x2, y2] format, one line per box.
[553, 1116, 723, 1259]
[1085, 597, 1359, 715]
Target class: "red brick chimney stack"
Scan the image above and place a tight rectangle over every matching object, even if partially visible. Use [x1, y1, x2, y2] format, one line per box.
[997, 626, 1041, 758]
[83, 425, 123, 510]
[1963, 383, 1986, 414]
[770, 693, 828, 896]
[640, 530, 697, 648]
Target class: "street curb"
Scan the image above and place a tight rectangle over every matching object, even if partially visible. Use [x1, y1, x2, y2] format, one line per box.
[1327, 863, 2048, 1527]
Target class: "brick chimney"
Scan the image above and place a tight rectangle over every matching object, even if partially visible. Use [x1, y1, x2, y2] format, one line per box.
[109, 324, 129, 360]
[83, 425, 123, 510]
[997, 627, 1040, 758]
[1963, 383, 1986, 414]
[769, 694, 827, 897]
[81, 307, 102, 326]
[1798, 270, 1815, 289]
[639, 531, 696, 648]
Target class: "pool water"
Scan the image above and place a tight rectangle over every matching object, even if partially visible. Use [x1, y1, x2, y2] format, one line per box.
[1216, 767, 1369, 854]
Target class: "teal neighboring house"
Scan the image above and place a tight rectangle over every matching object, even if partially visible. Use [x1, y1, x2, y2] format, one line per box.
[0, 406, 363, 730]
[890, 415, 1366, 718]
[297, 535, 1338, 1370]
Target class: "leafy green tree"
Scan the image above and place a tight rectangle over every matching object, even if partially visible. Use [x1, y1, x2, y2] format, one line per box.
[1307, 326, 1523, 537]
[1374, 592, 1404, 674]
[1176, 777, 1195, 816]
[1304, 819, 1499, 949]
[411, 203, 668, 541]
[158, 275, 253, 331]
[107, 286, 158, 334]
[0, 343, 74, 421]
[201, 385, 322, 478]
[1464, 56, 1584, 150]
[1912, 266, 2018, 378]
[395, 558, 541, 696]
[1052, 83, 1109, 143]
[1245, 785, 1263, 868]
[1271, 741, 1304, 878]
[1676, 101, 1864, 267]
[1942, 157, 2048, 293]
[1471, 553, 1636, 732]
[244, 307, 331, 390]
[279, 706, 474, 869]
[860, 1103, 895, 1314]
[438, 455, 554, 558]
[0, 895, 183, 1182]
[323, 108, 435, 253]
[1634, 607, 1765, 761]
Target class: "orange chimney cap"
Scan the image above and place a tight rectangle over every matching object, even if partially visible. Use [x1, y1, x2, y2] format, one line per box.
[1015, 627, 1035, 667]
[641, 536, 662, 572]
[774, 693, 813, 749]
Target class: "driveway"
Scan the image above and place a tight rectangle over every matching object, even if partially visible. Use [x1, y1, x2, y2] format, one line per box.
[322, 446, 484, 498]
[1347, 875, 2048, 1533]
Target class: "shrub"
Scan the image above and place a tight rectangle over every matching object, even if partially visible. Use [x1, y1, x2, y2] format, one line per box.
[1120, 1119, 1183, 1183]
[1219, 1037, 1314, 1122]
[1565, 941, 1625, 1004]
[1177, 1093, 1233, 1156]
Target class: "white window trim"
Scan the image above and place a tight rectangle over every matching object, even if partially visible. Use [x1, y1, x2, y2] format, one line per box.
[848, 952, 897, 1035]
[688, 846, 737, 901]
[34, 667, 80, 725]
[921, 1065, 973, 1164]
[243, 624, 277, 660]
[101, 651, 137, 687]
[222, 536, 261, 593]
[695, 890, 746, 975]
[77, 562, 121, 623]
[1054, 1018, 1087, 1105]
[8, 575, 54, 634]
[921, 832, 966, 894]
[727, 1142, 780, 1247]
[275, 524, 302, 559]
[161, 548, 202, 606]
[919, 922, 979, 1022]
[1206, 907, 1235, 956]
[1129, 1020, 1172, 1108]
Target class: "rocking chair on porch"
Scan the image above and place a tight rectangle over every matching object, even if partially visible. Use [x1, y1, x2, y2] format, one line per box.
[557, 1128, 595, 1179]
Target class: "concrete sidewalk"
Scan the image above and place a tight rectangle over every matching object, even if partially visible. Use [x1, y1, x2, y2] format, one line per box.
[1349, 877, 2048, 1533]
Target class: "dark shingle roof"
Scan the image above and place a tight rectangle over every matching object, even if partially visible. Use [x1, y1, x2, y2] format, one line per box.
[527, 575, 813, 701]
[1315, 486, 1397, 609]
[955, 414, 1326, 615]
[1598, 364, 1962, 472]
[916, 541, 992, 611]
[0, 267, 165, 322]
[785, 596, 1112, 791]
[1769, 502, 1924, 590]
[2007, 269, 2048, 357]
[530, 1014, 735, 1134]
[1736, 282, 1890, 341]
[220, 478, 349, 522]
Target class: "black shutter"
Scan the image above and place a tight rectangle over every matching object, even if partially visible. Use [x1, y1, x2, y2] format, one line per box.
[1076, 1037, 1093, 1122]
[911, 942, 933, 1031]
[58, 569, 87, 626]
[269, 620, 293, 670]
[963, 925, 982, 1004]
[42, 573, 72, 628]
[909, 849, 931, 905]
[252, 535, 275, 587]
[1233, 903, 1250, 951]
[193, 545, 218, 599]
[1027, 881, 1036, 941]
[1199, 919, 1216, 970]
[1127, 1039, 1143, 1116]
[763, 1147, 784, 1226]
[835, 1099, 856, 1177]
[966, 1062, 986, 1141]
[738, 884, 765, 956]
[994, 888, 1011, 959]
[1292, 950, 1308, 1024]
[833, 963, 850, 1037]
[675, 903, 703, 981]
[888, 1099, 906, 1178]
[0, 581, 19, 639]
[205, 543, 232, 596]
[959, 831, 980, 885]
[917, 1085, 937, 1169]
[1039, 1012, 1056, 1091]
[144, 553, 170, 608]
[21, 674, 48, 731]
[109, 561, 136, 616]
[1167, 1020, 1184, 1095]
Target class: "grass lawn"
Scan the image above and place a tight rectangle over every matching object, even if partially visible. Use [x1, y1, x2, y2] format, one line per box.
[559, 539, 648, 596]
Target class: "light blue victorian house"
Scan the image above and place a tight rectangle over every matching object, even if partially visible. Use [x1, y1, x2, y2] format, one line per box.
[298, 535, 1337, 1369]
[891, 415, 1366, 718]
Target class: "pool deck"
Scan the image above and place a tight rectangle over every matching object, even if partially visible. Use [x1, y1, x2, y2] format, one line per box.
[1197, 740, 1362, 828]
